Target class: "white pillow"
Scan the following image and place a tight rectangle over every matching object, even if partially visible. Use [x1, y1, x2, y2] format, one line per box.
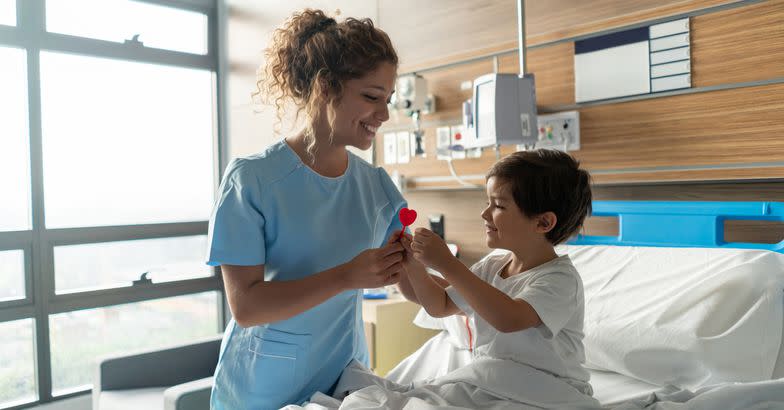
[561, 245, 784, 390]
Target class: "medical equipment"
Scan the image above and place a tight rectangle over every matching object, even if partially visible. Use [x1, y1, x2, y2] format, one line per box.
[460, 73, 537, 149]
[388, 74, 434, 157]
[459, 0, 538, 150]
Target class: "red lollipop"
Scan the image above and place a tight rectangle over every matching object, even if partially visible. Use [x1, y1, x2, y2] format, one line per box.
[398, 207, 417, 240]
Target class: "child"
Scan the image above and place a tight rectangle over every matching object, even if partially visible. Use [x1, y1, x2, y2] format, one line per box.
[396, 149, 595, 396]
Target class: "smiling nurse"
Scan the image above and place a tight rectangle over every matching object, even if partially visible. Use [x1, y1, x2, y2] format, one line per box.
[206, 9, 407, 409]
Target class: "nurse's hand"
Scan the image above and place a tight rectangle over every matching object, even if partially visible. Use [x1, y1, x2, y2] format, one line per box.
[343, 242, 404, 289]
[391, 230, 423, 272]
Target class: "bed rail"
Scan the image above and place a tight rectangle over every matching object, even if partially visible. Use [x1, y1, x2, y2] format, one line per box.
[570, 201, 784, 253]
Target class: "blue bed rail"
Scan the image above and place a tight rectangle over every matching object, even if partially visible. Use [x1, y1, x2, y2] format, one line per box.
[569, 201, 784, 253]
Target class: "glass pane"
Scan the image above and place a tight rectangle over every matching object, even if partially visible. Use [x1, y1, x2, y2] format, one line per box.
[0, 319, 37, 407]
[0, 0, 15, 26]
[46, 0, 208, 54]
[40, 52, 215, 229]
[0, 250, 25, 302]
[50, 292, 220, 394]
[54, 235, 211, 294]
[0, 47, 31, 232]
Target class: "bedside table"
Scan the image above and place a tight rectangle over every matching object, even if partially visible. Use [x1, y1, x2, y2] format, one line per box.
[362, 295, 439, 376]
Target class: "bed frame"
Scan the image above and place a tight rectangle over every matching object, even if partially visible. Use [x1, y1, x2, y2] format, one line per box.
[570, 201, 784, 253]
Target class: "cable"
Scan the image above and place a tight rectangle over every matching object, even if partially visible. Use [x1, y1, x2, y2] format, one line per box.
[446, 157, 482, 188]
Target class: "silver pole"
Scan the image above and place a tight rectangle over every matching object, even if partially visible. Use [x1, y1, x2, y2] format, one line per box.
[517, 0, 527, 75]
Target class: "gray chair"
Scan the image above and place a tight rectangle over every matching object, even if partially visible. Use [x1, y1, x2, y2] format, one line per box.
[93, 335, 222, 410]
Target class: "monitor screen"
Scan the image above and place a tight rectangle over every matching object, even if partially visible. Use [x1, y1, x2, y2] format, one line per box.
[476, 80, 495, 141]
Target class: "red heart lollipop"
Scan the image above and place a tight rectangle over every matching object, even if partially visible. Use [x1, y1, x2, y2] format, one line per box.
[398, 207, 417, 240]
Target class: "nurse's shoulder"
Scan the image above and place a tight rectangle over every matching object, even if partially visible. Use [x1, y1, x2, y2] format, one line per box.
[221, 140, 300, 189]
[349, 151, 405, 206]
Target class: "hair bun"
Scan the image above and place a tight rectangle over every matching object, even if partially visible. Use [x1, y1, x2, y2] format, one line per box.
[301, 15, 336, 43]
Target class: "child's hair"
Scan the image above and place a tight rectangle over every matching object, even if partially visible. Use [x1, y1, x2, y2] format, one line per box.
[486, 149, 593, 245]
[255, 9, 398, 162]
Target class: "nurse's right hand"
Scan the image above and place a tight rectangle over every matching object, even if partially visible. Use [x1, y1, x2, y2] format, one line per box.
[343, 242, 405, 289]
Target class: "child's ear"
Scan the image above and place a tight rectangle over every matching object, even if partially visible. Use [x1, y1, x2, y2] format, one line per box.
[536, 212, 557, 234]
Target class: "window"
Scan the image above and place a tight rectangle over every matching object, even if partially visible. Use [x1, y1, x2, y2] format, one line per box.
[0, 0, 14, 27]
[54, 236, 211, 294]
[0, 319, 36, 408]
[49, 292, 219, 395]
[0, 250, 25, 302]
[0, 46, 30, 233]
[39, 52, 215, 229]
[0, 1, 225, 407]
[46, 0, 208, 54]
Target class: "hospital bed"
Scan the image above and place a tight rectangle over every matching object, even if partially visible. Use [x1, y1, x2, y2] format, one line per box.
[568, 201, 784, 406]
[304, 200, 784, 410]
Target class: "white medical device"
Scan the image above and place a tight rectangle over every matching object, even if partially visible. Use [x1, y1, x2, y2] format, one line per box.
[389, 74, 429, 115]
[461, 73, 538, 149]
[459, 0, 538, 150]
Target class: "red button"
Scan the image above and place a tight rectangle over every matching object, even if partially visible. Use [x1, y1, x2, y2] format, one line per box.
[455, 133, 462, 140]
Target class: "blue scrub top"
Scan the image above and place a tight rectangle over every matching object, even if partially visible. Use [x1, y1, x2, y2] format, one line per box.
[206, 140, 406, 409]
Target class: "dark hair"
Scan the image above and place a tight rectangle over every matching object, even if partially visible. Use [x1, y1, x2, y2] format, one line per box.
[486, 150, 592, 245]
[255, 9, 398, 161]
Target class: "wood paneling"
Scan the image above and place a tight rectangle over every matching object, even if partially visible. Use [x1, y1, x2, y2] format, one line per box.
[692, 1, 784, 87]
[498, 43, 576, 107]
[388, 0, 746, 72]
[573, 83, 784, 169]
[407, 182, 784, 265]
[378, 1, 784, 186]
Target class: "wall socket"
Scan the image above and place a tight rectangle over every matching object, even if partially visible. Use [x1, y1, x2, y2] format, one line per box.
[517, 110, 580, 152]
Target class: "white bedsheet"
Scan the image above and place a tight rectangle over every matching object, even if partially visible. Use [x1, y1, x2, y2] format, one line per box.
[282, 360, 784, 410]
[588, 369, 663, 407]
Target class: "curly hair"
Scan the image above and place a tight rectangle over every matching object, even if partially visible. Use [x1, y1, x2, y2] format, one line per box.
[486, 150, 593, 245]
[254, 9, 398, 163]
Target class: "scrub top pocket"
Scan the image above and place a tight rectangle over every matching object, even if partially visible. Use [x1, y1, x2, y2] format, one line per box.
[247, 329, 311, 399]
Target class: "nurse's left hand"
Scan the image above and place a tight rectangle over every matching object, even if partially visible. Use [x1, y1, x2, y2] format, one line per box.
[410, 228, 455, 272]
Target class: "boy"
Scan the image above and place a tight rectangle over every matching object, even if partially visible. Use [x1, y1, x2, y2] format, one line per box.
[397, 149, 594, 395]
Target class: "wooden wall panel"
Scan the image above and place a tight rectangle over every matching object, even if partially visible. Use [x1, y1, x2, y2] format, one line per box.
[378, 1, 784, 186]
[497, 43, 576, 107]
[387, 0, 746, 72]
[406, 182, 784, 266]
[574, 83, 784, 169]
[692, 1, 784, 87]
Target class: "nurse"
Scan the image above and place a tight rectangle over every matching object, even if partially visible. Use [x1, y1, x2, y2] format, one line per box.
[206, 9, 406, 410]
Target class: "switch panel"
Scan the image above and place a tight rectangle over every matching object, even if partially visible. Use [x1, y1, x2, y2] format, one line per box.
[518, 110, 580, 152]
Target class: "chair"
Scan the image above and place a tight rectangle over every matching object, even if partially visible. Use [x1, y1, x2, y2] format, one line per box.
[93, 335, 222, 410]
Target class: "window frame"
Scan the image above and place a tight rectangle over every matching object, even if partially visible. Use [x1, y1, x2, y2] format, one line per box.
[0, 0, 228, 407]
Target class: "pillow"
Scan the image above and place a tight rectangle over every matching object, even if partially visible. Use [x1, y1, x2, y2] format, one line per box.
[560, 244, 784, 390]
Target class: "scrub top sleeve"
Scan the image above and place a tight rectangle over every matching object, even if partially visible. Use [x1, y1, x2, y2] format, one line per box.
[515, 271, 579, 339]
[377, 167, 408, 244]
[206, 159, 266, 266]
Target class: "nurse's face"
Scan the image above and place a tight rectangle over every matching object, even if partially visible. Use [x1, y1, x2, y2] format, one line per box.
[329, 62, 396, 151]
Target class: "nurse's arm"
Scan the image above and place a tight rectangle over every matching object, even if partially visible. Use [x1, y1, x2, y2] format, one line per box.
[221, 261, 392, 328]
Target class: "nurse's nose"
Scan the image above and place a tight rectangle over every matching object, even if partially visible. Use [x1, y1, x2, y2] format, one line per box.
[376, 100, 390, 123]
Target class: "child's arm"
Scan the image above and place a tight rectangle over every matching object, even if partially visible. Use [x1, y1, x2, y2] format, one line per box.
[411, 228, 542, 333]
[391, 231, 461, 317]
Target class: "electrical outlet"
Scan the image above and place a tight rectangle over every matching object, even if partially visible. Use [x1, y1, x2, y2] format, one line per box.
[518, 110, 580, 152]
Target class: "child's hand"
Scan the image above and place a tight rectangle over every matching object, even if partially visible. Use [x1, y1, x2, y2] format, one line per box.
[411, 228, 455, 271]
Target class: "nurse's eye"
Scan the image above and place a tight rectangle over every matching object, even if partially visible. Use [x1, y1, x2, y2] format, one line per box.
[364, 94, 380, 102]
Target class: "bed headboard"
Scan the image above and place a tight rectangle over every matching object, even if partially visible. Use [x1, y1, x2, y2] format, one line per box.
[570, 201, 784, 253]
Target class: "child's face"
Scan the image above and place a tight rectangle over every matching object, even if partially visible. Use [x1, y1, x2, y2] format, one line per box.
[481, 177, 542, 250]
